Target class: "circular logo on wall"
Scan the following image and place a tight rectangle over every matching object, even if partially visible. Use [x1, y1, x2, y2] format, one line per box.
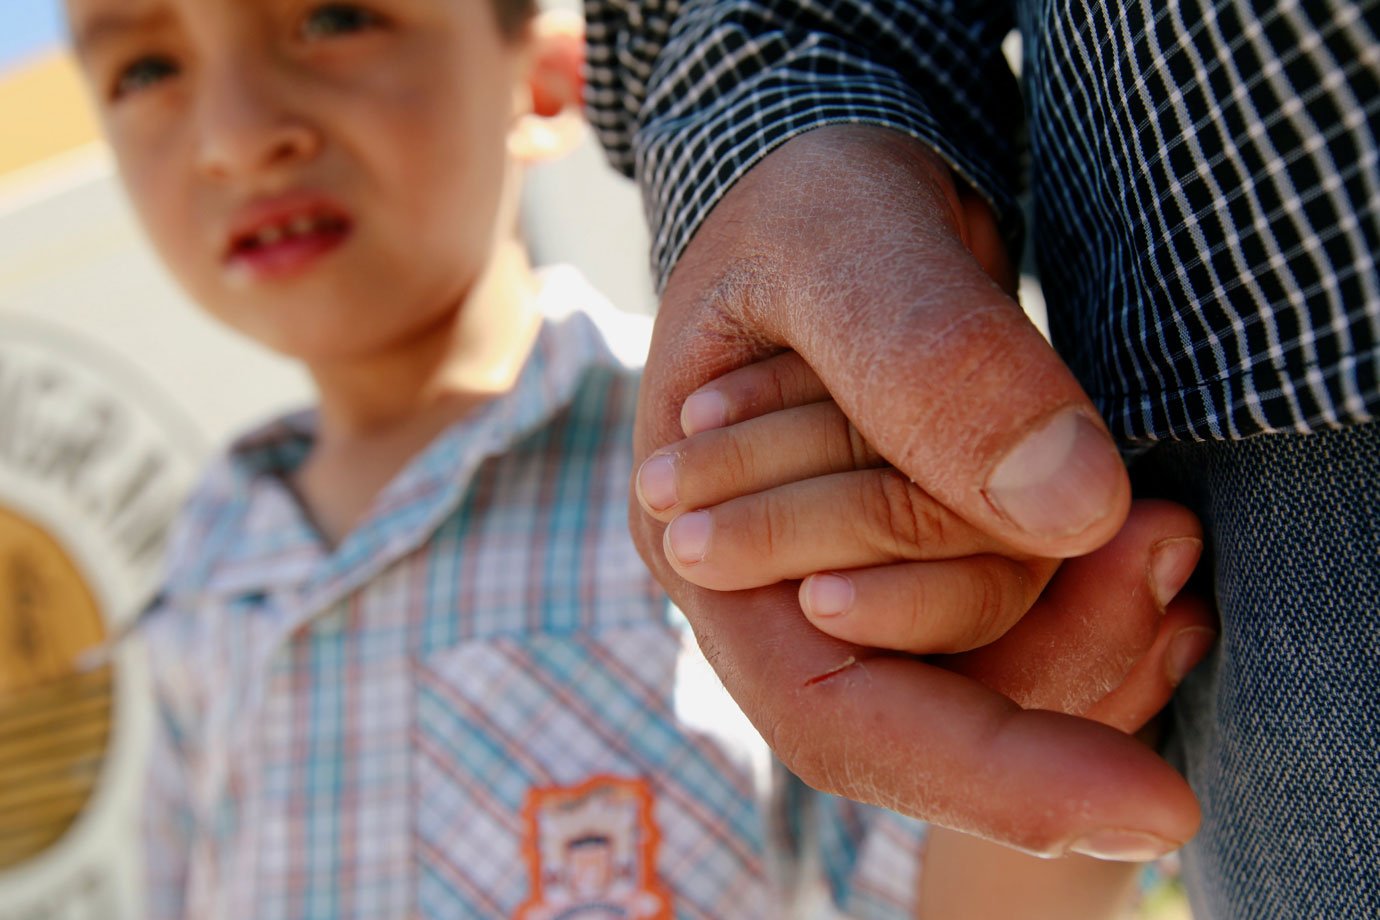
[0, 316, 203, 920]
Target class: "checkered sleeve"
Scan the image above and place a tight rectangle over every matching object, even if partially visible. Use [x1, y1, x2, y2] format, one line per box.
[584, 0, 1024, 289]
[142, 676, 196, 920]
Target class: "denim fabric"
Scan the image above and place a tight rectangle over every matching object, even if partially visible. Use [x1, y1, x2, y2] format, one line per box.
[1132, 423, 1380, 920]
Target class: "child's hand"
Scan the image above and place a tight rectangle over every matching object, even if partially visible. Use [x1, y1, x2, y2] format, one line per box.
[636, 353, 1062, 655]
[636, 351, 1215, 728]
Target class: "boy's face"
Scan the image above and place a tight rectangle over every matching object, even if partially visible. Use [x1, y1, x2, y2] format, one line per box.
[67, 0, 534, 362]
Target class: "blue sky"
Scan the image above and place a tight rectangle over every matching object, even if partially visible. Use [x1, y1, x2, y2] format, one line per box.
[2, 1, 66, 76]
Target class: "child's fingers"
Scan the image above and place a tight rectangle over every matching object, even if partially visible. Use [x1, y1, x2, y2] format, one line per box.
[1082, 595, 1217, 734]
[659, 468, 1018, 589]
[797, 556, 1061, 655]
[680, 351, 830, 435]
[637, 401, 885, 520]
[940, 499, 1206, 717]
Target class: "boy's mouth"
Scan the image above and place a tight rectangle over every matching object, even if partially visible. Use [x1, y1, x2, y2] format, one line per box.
[230, 213, 351, 255]
[224, 198, 354, 282]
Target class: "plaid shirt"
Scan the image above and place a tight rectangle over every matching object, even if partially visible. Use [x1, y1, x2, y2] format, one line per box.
[585, 0, 1380, 444]
[140, 269, 925, 920]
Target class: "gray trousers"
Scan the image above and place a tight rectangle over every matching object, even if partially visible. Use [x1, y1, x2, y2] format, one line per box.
[1133, 422, 1379, 920]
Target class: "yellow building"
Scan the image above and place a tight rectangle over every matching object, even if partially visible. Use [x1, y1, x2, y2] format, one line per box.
[0, 52, 99, 178]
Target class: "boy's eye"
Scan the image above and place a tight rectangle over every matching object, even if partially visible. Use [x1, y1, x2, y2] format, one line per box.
[112, 56, 179, 100]
[300, 4, 384, 40]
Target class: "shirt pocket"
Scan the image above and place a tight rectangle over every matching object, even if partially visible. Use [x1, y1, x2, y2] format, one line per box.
[411, 624, 777, 919]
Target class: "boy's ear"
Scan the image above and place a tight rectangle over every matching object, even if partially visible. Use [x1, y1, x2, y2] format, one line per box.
[509, 12, 586, 163]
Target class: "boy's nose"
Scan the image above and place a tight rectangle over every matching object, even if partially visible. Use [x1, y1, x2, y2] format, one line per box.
[195, 66, 321, 181]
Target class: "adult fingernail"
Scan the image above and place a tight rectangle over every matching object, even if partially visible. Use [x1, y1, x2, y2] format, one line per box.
[802, 573, 855, 618]
[1167, 627, 1216, 685]
[984, 411, 1125, 539]
[1067, 829, 1178, 862]
[666, 511, 712, 565]
[682, 390, 728, 435]
[1150, 538, 1202, 608]
[636, 454, 679, 512]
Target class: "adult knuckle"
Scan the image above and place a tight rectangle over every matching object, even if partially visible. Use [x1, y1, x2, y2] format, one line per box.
[699, 254, 774, 326]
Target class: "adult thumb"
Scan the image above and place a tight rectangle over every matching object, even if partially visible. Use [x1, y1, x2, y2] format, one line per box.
[717, 126, 1129, 558]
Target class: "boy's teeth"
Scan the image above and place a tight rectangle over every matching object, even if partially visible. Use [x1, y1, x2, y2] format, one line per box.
[241, 213, 343, 251]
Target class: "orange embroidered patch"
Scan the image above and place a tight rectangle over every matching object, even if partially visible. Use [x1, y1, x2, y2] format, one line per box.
[515, 775, 672, 920]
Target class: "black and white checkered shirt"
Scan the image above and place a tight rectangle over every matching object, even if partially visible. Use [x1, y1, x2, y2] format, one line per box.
[585, 0, 1380, 444]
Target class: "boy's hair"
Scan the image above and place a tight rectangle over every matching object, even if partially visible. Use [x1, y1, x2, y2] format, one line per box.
[495, 0, 539, 37]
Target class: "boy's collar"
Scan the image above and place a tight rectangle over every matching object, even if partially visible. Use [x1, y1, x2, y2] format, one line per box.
[164, 267, 650, 608]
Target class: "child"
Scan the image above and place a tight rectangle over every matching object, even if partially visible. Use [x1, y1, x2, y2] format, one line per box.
[64, 0, 1209, 916]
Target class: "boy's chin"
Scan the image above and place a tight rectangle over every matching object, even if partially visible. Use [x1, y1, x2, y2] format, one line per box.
[255, 318, 442, 369]
[199, 274, 469, 366]
[203, 308, 370, 366]
[257, 328, 388, 366]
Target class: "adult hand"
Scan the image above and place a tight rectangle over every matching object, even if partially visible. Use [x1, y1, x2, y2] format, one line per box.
[632, 124, 1202, 858]
[917, 585, 1214, 920]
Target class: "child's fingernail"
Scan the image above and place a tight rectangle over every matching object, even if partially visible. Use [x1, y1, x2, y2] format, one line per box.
[1166, 627, 1216, 685]
[636, 454, 679, 511]
[984, 411, 1124, 539]
[682, 390, 728, 435]
[1150, 537, 1203, 609]
[666, 511, 712, 564]
[802, 574, 855, 618]
[1066, 829, 1177, 862]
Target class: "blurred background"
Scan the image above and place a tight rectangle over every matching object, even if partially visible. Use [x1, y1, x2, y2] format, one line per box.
[0, 3, 652, 917]
[0, 3, 1185, 918]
